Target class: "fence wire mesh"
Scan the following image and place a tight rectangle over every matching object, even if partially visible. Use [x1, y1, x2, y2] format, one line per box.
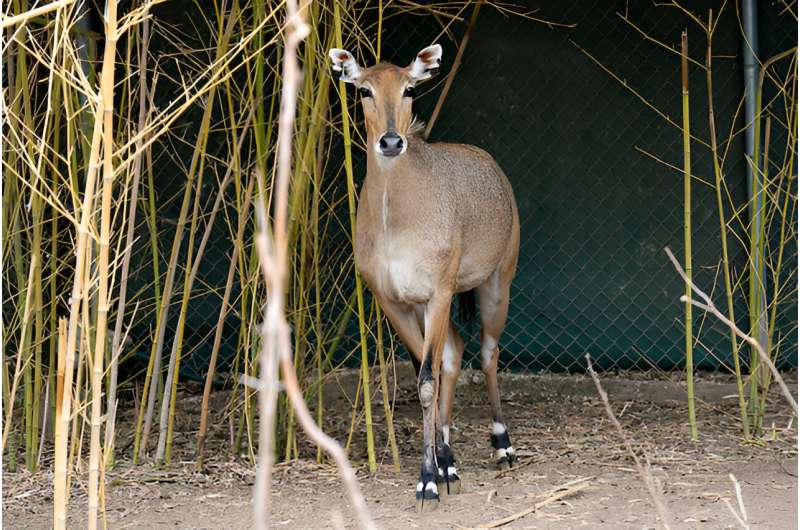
[138, 0, 796, 381]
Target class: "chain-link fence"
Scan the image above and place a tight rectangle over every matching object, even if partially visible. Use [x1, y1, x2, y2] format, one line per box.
[134, 0, 797, 381]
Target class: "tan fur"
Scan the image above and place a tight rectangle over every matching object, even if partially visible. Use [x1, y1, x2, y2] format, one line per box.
[346, 55, 520, 507]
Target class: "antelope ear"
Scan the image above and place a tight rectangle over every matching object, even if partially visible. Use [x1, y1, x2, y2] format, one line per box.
[408, 44, 442, 81]
[328, 48, 362, 84]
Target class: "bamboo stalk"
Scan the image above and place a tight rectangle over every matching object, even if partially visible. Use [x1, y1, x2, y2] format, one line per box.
[745, 48, 796, 428]
[2, 254, 37, 453]
[135, 10, 237, 460]
[424, 0, 481, 140]
[374, 302, 400, 471]
[159, 97, 255, 465]
[53, 318, 70, 530]
[680, 30, 698, 441]
[0, 0, 75, 29]
[759, 76, 797, 425]
[105, 18, 152, 465]
[88, 0, 120, 524]
[333, 0, 377, 473]
[196, 169, 256, 467]
[704, 12, 750, 439]
[754, 115, 771, 433]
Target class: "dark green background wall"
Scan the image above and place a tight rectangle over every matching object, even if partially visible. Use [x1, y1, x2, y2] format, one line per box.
[135, 0, 797, 381]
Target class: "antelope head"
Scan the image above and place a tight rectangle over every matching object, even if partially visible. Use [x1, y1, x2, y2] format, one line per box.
[328, 44, 442, 158]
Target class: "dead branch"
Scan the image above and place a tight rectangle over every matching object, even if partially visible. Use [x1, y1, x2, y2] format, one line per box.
[251, 1, 374, 529]
[663, 247, 798, 415]
[586, 354, 674, 530]
[476, 476, 593, 528]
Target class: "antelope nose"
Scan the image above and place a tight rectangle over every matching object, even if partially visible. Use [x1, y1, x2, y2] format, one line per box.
[378, 132, 404, 156]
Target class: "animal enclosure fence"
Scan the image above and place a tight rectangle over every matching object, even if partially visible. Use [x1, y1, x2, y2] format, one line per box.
[133, 0, 797, 381]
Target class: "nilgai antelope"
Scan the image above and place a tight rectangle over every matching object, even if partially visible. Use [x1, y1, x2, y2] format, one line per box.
[329, 43, 520, 512]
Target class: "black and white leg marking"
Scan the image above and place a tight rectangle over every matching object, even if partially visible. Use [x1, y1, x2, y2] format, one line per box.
[491, 420, 516, 469]
[416, 355, 439, 512]
[416, 447, 439, 508]
[436, 426, 461, 495]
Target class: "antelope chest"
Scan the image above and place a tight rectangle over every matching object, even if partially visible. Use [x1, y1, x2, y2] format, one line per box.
[375, 251, 435, 304]
[356, 228, 436, 304]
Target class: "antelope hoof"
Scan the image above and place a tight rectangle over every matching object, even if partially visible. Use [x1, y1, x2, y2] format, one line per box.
[494, 446, 517, 470]
[415, 476, 439, 512]
[437, 466, 461, 495]
[436, 445, 461, 495]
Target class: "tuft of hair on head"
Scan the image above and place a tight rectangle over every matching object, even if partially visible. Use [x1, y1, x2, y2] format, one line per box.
[408, 116, 426, 136]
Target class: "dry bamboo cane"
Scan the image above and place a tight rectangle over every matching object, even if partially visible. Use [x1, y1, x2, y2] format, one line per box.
[2, 254, 37, 452]
[135, 12, 239, 460]
[664, 247, 798, 415]
[58, 86, 104, 484]
[704, 15, 750, 439]
[105, 18, 151, 463]
[252, 0, 315, 518]
[53, 318, 70, 530]
[424, 0, 481, 140]
[680, 30, 698, 441]
[88, 0, 120, 525]
[157, 103, 255, 464]
[196, 173, 256, 467]
[253, 3, 375, 525]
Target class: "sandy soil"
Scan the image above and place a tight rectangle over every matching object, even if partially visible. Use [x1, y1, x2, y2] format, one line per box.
[3, 366, 797, 529]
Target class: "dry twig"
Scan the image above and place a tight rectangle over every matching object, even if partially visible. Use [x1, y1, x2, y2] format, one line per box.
[476, 476, 593, 528]
[251, 1, 374, 529]
[586, 354, 673, 530]
[663, 247, 798, 416]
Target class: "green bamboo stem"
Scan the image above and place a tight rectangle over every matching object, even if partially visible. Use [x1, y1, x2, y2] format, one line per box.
[333, 0, 377, 472]
[759, 83, 797, 425]
[374, 302, 400, 471]
[745, 48, 796, 428]
[705, 20, 750, 439]
[131, 78, 162, 465]
[3, 358, 17, 471]
[158, 172, 205, 465]
[680, 31, 698, 441]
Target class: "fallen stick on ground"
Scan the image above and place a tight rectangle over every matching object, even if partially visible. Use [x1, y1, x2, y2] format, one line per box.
[586, 354, 674, 530]
[476, 476, 593, 528]
[722, 473, 750, 530]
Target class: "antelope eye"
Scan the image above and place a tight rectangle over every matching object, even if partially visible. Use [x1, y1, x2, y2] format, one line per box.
[358, 86, 372, 98]
[403, 86, 415, 98]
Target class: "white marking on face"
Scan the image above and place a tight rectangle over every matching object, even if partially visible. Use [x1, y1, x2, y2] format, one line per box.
[416, 482, 423, 492]
[425, 482, 438, 494]
[506, 446, 515, 456]
[494, 448, 508, 460]
[442, 425, 450, 445]
[447, 466, 457, 476]
[381, 187, 388, 234]
[481, 336, 498, 367]
[442, 337, 459, 375]
[492, 421, 506, 436]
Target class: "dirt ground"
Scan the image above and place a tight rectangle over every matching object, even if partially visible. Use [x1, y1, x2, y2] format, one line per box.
[4, 365, 797, 529]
